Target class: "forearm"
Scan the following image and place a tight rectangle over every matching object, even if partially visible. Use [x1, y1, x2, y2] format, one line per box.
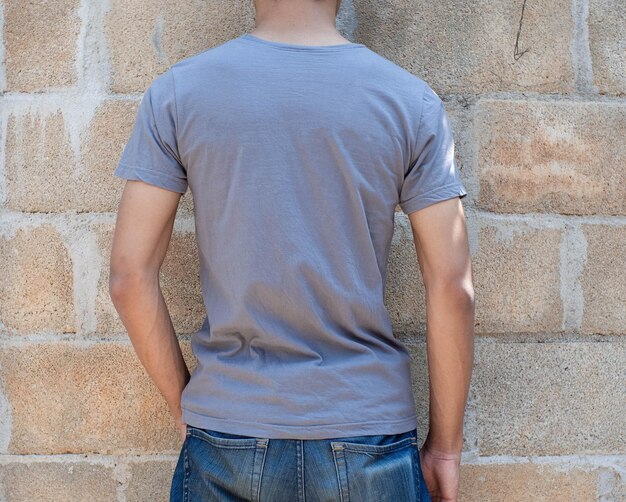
[110, 273, 190, 421]
[424, 283, 475, 454]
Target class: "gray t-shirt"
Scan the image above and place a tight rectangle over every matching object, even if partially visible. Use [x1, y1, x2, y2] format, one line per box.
[114, 32, 467, 439]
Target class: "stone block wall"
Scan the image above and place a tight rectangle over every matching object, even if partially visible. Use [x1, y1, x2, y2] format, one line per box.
[0, 0, 624, 500]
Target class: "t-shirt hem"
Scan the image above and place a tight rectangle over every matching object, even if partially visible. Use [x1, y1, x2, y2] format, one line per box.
[400, 182, 468, 215]
[114, 162, 188, 194]
[182, 408, 419, 440]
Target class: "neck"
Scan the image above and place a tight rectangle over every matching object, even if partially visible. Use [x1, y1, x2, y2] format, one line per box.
[251, 0, 346, 45]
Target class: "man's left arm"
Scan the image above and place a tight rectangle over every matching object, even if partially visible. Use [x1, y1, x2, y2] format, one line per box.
[109, 180, 190, 440]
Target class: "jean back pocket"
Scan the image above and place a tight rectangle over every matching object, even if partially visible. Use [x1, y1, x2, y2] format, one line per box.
[181, 426, 269, 502]
[330, 430, 423, 502]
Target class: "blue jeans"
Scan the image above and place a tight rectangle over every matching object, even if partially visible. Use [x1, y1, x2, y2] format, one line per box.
[170, 424, 432, 501]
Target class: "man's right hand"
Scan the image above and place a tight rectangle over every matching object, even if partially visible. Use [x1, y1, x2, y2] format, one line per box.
[419, 442, 462, 502]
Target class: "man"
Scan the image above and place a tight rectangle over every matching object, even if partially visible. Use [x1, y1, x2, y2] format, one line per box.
[109, 0, 475, 500]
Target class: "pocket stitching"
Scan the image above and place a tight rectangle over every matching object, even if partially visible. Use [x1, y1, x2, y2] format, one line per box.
[252, 441, 269, 502]
[331, 445, 349, 502]
[182, 439, 190, 502]
[188, 428, 260, 448]
[414, 445, 423, 502]
[331, 436, 417, 455]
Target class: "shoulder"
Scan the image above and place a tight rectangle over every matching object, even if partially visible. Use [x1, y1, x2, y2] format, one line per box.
[359, 49, 443, 115]
[145, 38, 237, 97]
[364, 49, 433, 92]
[159, 38, 245, 100]
[168, 37, 242, 76]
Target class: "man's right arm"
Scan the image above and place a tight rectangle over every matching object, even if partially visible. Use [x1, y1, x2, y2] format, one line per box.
[407, 195, 475, 498]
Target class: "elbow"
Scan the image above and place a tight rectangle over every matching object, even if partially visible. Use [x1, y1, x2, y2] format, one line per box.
[425, 276, 475, 305]
[109, 266, 157, 302]
[108, 270, 128, 303]
[108, 272, 127, 302]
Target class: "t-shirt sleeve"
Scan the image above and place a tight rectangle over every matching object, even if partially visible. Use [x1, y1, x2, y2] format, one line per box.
[399, 86, 467, 215]
[114, 69, 188, 194]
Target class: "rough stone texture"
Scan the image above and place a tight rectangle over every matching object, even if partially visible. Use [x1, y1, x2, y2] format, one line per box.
[5, 110, 77, 211]
[386, 214, 427, 336]
[126, 460, 178, 502]
[158, 227, 205, 330]
[474, 100, 626, 216]
[0, 225, 75, 334]
[4, 100, 194, 214]
[458, 463, 599, 502]
[475, 342, 626, 456]
[472, 224, 563, 335]
[3, 0, 80, 92]
[354, 0, 574, 95]
[95, 223, 204, 336]
[1, 0, 625, 498]
[104, 0, 255, 93]
[588, 0, 626, 95]
[0, 461, 118, 501]
[580, 224, 626, 335]
[0, 341, 196, 454]
[403, 340, 430, 445]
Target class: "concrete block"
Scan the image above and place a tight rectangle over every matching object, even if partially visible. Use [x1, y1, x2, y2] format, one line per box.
[104, 0, 254, 92]
[589, 0, 626, 95]
[0, 341, 196, 454]
[0, 225, 75, 334]
[3, 0, 80, 92]
[0, 461, 117, 502]
[126, 459, 178, 502]
[580, 224, 626, 335]
[458, 462, 599, 502]
[354, 0, 574, 94]
[474, 341, 626, 456]
[472, 224, 563, 334]
[475, 100, 626, 215]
